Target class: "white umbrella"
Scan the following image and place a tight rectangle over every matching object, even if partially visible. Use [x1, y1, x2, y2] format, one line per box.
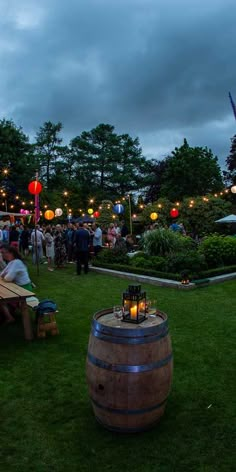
[215, 214, 236, 223]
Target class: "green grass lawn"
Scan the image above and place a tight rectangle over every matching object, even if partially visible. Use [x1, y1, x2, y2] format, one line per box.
[0, 262, 235, 472]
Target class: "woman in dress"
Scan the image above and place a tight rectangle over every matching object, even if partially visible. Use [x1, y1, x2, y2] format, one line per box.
[54, 225, 67, 268]
[44, 226, 55, 271]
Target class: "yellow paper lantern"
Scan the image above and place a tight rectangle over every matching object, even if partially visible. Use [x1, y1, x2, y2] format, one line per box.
[88, 208, 94, 215]
[150, 212, 158, 221]
[231, 185, 236, 194]
[44, 210, 55, 220]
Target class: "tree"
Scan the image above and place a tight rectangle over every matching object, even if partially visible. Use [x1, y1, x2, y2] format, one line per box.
[0, 119, 36, 207]
[34, 121, 63, 189]
[71, 124, 150, 202]
[159, 139, 223, 201]
[224, 135, 236, 185]
[144, 157, 170, 203]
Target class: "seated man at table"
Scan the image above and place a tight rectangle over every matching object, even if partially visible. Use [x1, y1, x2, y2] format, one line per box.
[0, 245, 33, 324]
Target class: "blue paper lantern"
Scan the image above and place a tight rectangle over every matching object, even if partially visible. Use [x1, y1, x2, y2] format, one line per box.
[113, 204, 124, 214]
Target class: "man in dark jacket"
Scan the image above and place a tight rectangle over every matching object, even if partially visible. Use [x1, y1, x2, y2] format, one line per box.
[74, 222, 90, 275]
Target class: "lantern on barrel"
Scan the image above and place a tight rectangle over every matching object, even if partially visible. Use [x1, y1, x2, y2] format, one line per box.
[28, 180, 42, 195]
[93, 211, 100, 218]
[113, 204, 124, 214]
[150, 212, 158, 221]
[44, 210, 54, 220]
[122, 285, 147, 324]
[55, 208, 63, 217]
[170, 208, 179, 218]
[88, 208, 94, 215]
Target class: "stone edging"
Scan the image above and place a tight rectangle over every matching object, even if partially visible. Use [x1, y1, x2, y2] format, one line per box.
[90, 266, 236, 289]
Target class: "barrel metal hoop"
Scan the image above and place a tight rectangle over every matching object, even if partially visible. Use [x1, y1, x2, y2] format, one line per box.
[91, 397, 167, 415]
[91, 326, 169, 344]
[95, 416, 161, 433]
[87, 351, 173, 373]
[92, 318, 168, 338]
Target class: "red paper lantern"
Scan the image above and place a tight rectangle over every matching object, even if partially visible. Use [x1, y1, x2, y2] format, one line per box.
[28, 180, 42, 195]
[170, 208, 179, 218]
[93, 211, 100, 218]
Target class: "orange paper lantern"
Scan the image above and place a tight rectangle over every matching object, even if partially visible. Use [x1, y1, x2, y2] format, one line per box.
[28, 180, 42, 195]
[44, 210, 54, 220]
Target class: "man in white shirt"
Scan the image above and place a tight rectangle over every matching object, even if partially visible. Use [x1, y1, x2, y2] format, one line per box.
[92, 223, 102, 256]
[31, 225, 45, 264]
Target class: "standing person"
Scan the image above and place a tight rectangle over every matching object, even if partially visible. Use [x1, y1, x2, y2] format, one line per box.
[107, 223, 116, 247]
[44, 226, 54, 271]
[31, 225, 45, 264]
[54, 224, 67, 268]
[74, 222, 90, 275]
[65, 223, 75, 263]
[2, 225, 9, 244]
[9, 225, 20, 249]
[92, 223, 103, 256]
[20, 225, 30, 256]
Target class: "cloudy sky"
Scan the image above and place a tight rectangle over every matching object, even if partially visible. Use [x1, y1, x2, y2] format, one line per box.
[1, 0, 236, 168]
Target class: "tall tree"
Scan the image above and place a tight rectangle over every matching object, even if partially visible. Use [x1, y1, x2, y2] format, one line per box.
[144, 157, 170, 203]
[34, 121, 63, 189]
[109, 133, 150, 198]
[224, 135, 236, 185]
[0, 119, 36, 207]
[159, 139, 223, 201]
[71, 124, 150, 202]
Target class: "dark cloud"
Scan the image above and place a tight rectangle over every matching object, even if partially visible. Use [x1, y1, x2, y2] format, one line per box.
[1, 0, 236, 166]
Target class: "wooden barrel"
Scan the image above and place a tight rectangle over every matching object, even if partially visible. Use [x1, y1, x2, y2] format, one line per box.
[86, 308, 173, 433]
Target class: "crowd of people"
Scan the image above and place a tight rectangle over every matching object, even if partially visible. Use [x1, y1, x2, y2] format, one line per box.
[0, 219, 136, 274]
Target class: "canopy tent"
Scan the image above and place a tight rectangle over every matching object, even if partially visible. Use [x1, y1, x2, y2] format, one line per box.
[0, 211, 26, 217]
[215, 214, 236, 223]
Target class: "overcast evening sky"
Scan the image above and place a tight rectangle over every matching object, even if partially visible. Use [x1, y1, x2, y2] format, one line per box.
[1, 0, 236, 168]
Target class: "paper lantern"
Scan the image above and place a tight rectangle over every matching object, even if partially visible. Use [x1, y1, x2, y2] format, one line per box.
[88, 208, 94, 215]
[231, 185, 236, 194]
[28, 180, 42, 195]
[93, 211, 100, 218]
[170, 208, 179, 218]
[44, 210, 54, 220]
[55, 208, 63, 217]
[20, 209, 25, 214]
[113, 204, 124, 214]
[150, 212, 158, 221]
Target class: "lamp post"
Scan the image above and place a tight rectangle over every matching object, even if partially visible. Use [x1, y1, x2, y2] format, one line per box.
[127, 194, 133, 235]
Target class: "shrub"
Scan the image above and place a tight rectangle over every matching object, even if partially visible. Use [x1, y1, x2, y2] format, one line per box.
[199, 235, 226, 268]
[96, 246, 129, 265]
[129, 255, 166, 271]
[221, 236, 236, 265]
[142, 228, 188, 256]
[165, 251, 207, 276]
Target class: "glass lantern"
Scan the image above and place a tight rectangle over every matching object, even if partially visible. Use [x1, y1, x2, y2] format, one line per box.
[122, 285, 147, 324]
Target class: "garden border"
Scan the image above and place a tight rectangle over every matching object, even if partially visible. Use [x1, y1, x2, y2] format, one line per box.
[90, 266, 236, 289]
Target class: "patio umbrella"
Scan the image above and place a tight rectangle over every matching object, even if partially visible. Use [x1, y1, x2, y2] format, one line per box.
[215, 214, 236, 223]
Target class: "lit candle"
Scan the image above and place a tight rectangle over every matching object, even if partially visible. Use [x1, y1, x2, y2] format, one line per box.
[130, 305, 137, 320]
[139, 302, 145, 313]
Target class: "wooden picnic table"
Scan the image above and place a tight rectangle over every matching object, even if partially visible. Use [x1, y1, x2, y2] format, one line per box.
[0, 279, 35, 340]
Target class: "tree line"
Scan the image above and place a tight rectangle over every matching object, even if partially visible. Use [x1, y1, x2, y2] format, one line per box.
[0, 118, 235, 213]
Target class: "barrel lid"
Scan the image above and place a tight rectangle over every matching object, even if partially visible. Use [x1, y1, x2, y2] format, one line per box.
[92, 308, 168, 337]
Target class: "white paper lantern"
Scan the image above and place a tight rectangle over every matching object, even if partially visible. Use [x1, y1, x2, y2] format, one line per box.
[55, 208, 63, 217]
[231, 185, 236, 194]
